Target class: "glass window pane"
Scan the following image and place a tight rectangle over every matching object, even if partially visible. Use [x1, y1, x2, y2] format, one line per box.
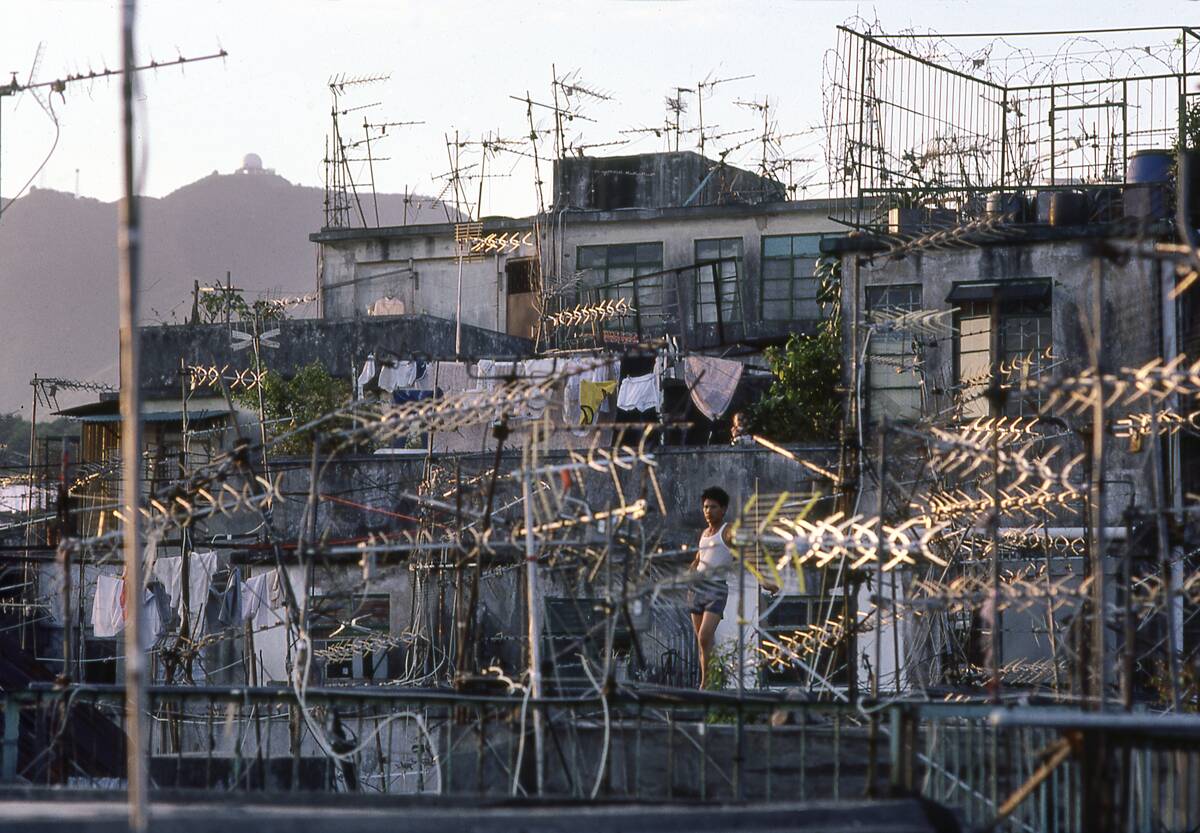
[791, 235, 823, 257]
[578, 247, 607, 268]
[636, 242, 663, 263]
[792, 256, 817, 278]
[762, 299, 791, 320]
[608, 244, 638, 265]
[696, 240, 721, 261]
[722, 239, 744, 258]
[763, 236, 793, 258]
[763, 259, 793, 280]
[762, 280, 791, 301]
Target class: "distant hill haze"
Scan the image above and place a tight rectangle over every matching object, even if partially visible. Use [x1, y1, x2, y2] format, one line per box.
[0, 168, 455, 413]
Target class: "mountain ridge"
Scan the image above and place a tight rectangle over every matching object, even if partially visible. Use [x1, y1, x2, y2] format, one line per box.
[0, 171, 455, 413]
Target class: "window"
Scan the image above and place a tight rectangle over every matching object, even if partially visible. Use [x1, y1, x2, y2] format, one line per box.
[865, 285, 923, 423]
[951, 281, 1052, 419]
[577, 243, 664, 329]
[694, 238, 743, 324]
[759, 592, 851, 687]
[761, 234, 824, 321]
[311, 594, 394, 682]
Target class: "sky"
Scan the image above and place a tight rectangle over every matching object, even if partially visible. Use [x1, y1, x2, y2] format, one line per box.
[2, 0, 1200, 218]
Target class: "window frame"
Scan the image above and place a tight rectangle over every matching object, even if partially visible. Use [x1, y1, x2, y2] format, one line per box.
[865, 284, 924, 424]
[693, 237, 744, 325]
[951, 281, 1053, 419]
[760, 233, 826, 321]
[576, 242, 665, 331]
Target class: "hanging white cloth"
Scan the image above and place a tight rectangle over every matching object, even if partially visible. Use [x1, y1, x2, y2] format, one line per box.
[617, 372, 661, 413]
[474, 360, 516, 392]
[683, 355, 744, 421]
[154, 550, 217, 633]
[240, 572, 273, 625]
[91, 574, 168, 647]
[378, 361, 417, 392]
[91, 574, 124, 638]
[356, 354, 379, 398]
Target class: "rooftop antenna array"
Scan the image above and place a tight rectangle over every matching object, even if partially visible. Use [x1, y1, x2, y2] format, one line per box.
[355, 117, 423, 227]
[550, 66, 612, 159]
[694, 72, 753, 161]
[324, 72, 389, 229]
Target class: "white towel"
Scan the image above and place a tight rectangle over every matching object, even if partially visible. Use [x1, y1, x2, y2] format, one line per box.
[91, 574, 124, 638]
[154, 551, 217, 633]
[617, 372, 661, 413]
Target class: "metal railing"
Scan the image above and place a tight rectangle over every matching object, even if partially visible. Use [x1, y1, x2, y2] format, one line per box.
[4, 683, 1200, 832]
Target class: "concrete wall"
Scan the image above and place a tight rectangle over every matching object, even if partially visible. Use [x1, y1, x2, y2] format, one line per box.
[841, 237, 1164, 517]
[551, 201, 844, 344]
[138, 315, 533, 398]
[314, 218, 535, 324]
[552, 151, 785, 210]
[835, 235, 1169, 693]
[313, 200, 845, 349]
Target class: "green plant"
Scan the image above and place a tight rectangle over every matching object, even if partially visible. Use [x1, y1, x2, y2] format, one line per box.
[235, 362, 351, 455]
[748, 257, 842, 443]
[702, 640, 741, 723]
[198, 285, 286, 325]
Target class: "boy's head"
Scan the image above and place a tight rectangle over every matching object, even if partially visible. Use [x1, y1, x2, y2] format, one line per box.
[701, 486, 730, 527]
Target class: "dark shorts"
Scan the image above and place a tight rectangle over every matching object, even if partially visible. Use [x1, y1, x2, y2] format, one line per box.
[687, 580, 729, 618]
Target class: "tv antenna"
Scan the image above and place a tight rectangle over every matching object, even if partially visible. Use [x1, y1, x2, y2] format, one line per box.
[0, 45, 227, 221]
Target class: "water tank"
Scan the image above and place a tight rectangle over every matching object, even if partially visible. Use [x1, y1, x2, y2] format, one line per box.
[1048, 191, 1086, 226]
[986, 191, 1024, 220]
[1126, 149, 1173, 184]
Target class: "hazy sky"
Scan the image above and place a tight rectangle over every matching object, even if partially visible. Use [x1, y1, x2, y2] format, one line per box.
[2, 0, 1199, 218]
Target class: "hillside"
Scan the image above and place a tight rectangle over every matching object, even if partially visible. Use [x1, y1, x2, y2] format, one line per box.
[0, 169, 455, 412]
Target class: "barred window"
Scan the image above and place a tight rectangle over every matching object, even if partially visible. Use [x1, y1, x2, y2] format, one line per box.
[865, 284, 923, 423]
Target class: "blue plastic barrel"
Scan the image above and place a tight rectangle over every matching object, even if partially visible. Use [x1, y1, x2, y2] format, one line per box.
[1127, 149, 1174, 183]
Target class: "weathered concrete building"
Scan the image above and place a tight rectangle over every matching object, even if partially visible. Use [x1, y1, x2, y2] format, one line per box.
[312, 151, 845, 349]
[827, 227, 1180, 695]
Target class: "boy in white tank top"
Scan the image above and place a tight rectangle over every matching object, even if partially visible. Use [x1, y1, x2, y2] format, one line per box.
[688, 486, 734, 688]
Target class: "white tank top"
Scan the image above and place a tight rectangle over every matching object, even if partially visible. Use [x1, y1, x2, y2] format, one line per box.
[696, 523, 734, 573]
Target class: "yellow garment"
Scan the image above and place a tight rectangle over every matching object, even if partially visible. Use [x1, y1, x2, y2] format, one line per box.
[579, 380, 617, 425]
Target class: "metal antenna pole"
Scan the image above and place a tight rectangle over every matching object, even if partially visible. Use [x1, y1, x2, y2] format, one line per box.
[118, 0, 147, 827]
[1090, 256, 1108, 711]
[522, 467, 545, 795]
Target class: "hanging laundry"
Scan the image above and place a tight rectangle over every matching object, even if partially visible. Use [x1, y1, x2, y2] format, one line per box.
[683, 355, 744, 421]
[617, 372, 661, 413]
[142, 584, 170, 650]
[431, 361, 471, 395]
[155, 550, 218, 634]
[204, 568, 243, 635]
[582, 358, 619, 414]
[563, 368, 582, 425]
[579, 380, 618, 425]
[356, 355, 379, 399]
[90, 575, 168, 647]
[91, 574, 125, 638]
[377, 361, 417, 392]
[267, 568, 284, 608]
[475, 360, 516, 391]
[518, 359, 560, 419]
[241, 572, 275, 626]
[367, 296, 406, 316]
[393, 388, 435, 405]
